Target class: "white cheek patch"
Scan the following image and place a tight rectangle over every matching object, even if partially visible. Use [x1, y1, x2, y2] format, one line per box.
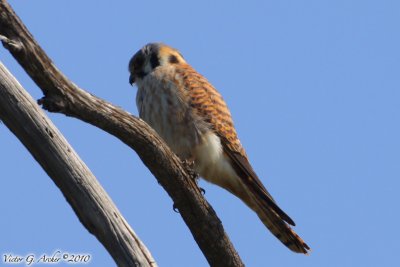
[143, 61, 153, 75]
[158, 56, 168, 67]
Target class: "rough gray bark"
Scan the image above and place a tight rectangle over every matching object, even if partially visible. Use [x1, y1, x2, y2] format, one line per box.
[0, 62, 157, 267]
[0, 1, 244, 266]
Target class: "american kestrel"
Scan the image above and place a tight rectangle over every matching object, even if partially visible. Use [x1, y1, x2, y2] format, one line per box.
[128, 43, 310, 254]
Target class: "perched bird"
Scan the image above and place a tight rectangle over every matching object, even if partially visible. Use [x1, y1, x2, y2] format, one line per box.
[128, 43, 310, 254]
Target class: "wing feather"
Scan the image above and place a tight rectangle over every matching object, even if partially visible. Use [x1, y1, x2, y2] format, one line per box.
[178, 64, 295, 225]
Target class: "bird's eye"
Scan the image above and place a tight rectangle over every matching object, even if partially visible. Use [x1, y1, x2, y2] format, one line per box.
[169, 55, 179, 64]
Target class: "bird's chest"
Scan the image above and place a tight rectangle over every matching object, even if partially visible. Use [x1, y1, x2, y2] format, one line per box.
[136, 69, 201, 158]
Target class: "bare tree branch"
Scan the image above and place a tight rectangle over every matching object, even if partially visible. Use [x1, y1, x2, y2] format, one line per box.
[0, 1, 244, 266]
[0, 61, 157, 267]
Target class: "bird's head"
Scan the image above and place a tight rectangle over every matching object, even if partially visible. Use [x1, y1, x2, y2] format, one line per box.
[128, 43, 186, 85]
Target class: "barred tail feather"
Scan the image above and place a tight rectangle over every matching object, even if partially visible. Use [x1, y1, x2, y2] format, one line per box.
[221, 148, 311, 254]
[221, 174, 311, 254]
[255, 204, 310, 254]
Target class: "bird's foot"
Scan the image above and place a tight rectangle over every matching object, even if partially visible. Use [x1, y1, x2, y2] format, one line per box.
[182, 159, 205, 195]
[199, 187, 206, 195]
[172, 203, 179, 213]
[182, 159, 198, 180]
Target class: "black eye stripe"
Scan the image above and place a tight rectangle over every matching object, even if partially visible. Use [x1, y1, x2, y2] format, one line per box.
[150, 52, 160, 69]
[136, 70, 146, 79]
[136, 56, 144, 67]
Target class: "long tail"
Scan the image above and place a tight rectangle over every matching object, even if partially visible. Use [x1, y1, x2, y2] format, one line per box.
[223, 176, 311, 254]
[221, 150, 310, 253]
[208, 146, 310, 253]
[254, 203, 310, 254]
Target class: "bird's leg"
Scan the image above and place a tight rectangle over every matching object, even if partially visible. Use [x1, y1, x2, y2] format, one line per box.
[172, 158, 206, 213]
[183, 158, 197, 179]
[182, 158, 205, 195]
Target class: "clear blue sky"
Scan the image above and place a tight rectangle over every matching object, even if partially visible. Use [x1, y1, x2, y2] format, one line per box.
[1, 1, 399, 266]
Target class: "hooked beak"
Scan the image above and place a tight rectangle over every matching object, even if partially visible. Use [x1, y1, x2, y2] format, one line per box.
[129, 74, 135, 85]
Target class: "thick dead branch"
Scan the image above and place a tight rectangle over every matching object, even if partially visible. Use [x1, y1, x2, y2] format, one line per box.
[0, 62, 156, 267]
[0, 1, 244, 266]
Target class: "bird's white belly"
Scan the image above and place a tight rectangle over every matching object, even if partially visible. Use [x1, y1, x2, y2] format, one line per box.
[136, 70, 239, 189]
[193, 132, 236, 183]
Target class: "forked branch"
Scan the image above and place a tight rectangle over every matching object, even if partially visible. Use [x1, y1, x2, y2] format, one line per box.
[0, 1, 244, 266]
[0, 62, 156, 267]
